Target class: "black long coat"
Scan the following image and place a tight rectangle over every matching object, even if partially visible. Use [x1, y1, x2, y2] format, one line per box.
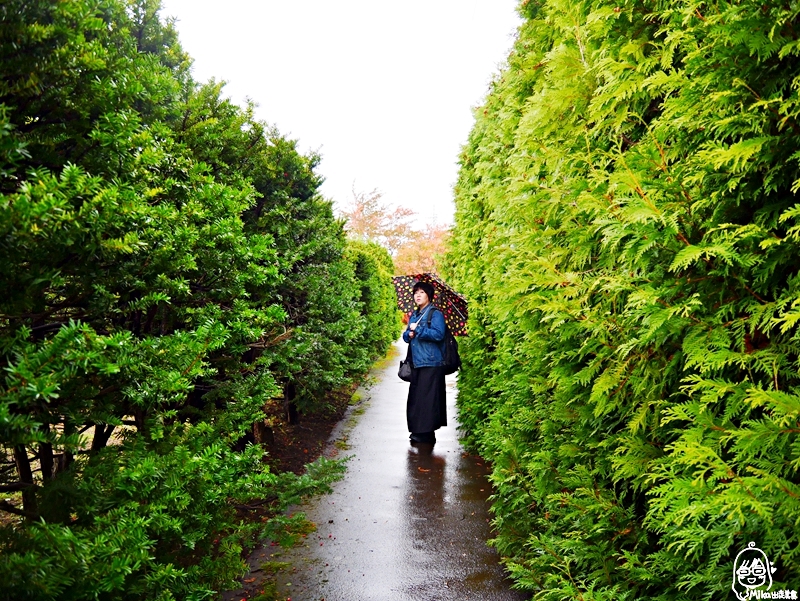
[406, 365, 446, 433]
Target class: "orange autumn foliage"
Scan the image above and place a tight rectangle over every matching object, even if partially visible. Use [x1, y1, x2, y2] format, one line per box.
[393, 223, 451, 275]
[340, 188, 451, 276]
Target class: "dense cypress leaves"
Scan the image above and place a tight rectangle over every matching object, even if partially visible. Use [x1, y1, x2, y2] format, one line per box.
[0, 1, 397, 598]
[450, 1, 800, 598]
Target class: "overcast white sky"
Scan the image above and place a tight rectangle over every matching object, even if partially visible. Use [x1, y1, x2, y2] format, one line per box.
[159, 1, 521, 226]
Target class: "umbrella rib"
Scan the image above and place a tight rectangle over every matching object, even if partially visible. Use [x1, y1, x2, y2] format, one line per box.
[448, 302, 466, 321]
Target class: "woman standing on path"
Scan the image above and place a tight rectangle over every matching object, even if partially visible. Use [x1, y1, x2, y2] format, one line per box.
[402, 281, 447, 444]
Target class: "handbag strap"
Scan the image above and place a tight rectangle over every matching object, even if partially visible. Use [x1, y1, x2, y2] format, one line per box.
[425, 305, 444, 330]
[408, 306, 433, 364]
[419, 304, 433, 326]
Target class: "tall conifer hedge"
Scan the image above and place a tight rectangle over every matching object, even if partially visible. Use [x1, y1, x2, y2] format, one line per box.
[451, 1, 800, 598]
[0, 1, 398, 598]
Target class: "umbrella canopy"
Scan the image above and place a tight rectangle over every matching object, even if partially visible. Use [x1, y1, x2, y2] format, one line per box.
[392, 273, 468, 336]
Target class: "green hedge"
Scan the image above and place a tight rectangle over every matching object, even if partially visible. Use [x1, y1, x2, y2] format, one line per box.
[450, 1, 800, 599]
[0, 0, 395, 598]
[346, 238, 403, 360]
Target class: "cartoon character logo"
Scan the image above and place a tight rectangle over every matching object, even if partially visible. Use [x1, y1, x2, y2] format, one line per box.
[732, 542, 777, 600]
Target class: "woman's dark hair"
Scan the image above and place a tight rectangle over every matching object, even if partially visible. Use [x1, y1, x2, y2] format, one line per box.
[412, 281, 435, 302]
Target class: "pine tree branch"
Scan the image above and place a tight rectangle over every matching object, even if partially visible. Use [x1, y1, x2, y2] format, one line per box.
[0, 482, 38, 493]
[0, 500, 38, 519]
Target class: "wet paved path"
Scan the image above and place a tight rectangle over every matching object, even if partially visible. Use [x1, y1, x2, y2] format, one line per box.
[271, 340, 528, 601]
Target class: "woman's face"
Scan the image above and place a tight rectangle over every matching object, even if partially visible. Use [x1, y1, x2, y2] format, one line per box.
[414, 288, 430, 307]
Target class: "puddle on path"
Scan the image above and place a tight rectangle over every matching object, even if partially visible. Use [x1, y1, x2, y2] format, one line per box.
[265, 341, 528, 601]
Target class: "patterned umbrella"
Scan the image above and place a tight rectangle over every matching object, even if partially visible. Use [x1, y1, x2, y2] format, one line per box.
[392, 273, 468, 336]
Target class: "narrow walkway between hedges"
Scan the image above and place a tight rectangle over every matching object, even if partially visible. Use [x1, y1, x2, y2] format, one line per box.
[262, 339, 528, 601]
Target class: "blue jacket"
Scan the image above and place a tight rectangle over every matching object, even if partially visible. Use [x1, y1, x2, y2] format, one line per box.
[402, 305, 446, 368]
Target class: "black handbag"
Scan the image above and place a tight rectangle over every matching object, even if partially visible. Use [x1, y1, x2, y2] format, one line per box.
[398, 344, 413, 381]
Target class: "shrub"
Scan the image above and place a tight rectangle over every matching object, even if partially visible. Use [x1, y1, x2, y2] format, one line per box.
[0, 0, 395, 597]
[450, 1, 800, 599]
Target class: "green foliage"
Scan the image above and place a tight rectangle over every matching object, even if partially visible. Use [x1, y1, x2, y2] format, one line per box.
[0, 0, 395, 598]
[450, 1, 800, 599]
[2, 439, 344, 600]
[172, 78, 393, 409]
[346, 239, 402, 359]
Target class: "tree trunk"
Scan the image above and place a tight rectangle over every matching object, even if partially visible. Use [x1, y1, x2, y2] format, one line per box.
[38, 423, 54, 482]
[284, 381, 299, 425]
[54, 418, 75, 476]
[254, 420, 275, 450]
[90, 424, 115, 453]
[39, 442, 54, 483]
[134, 408, 149, 438]
[13, 445, 37, 517]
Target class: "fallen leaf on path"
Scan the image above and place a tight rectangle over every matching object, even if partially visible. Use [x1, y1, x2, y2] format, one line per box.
[244, 578, 256, 583]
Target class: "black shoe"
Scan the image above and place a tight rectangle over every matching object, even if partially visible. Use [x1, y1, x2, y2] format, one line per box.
[410, 432, 436, 444]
